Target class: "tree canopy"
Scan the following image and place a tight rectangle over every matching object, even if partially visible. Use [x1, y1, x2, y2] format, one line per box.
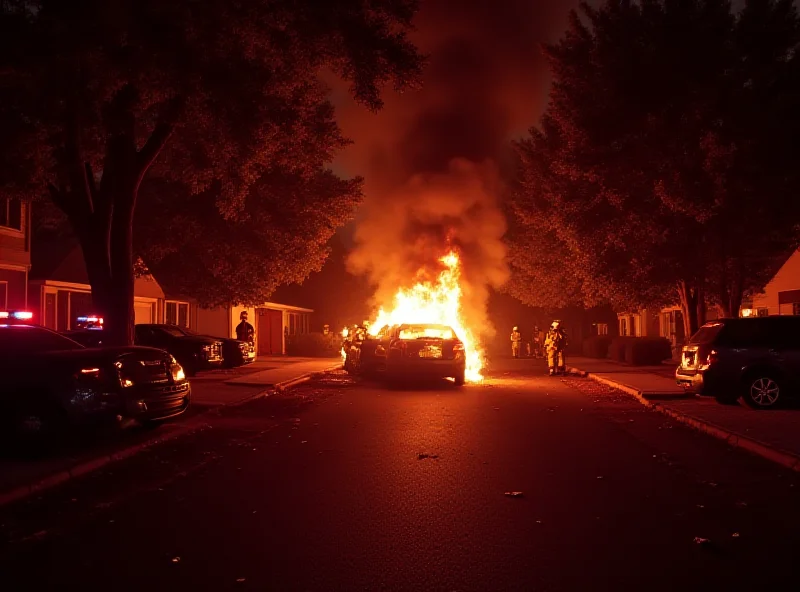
[0, 0, 423, 343]
[509, 0, 800, 337]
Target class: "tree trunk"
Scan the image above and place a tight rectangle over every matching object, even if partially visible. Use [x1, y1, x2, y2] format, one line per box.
[108, 188, 137, 346]
[677, 281, 702, 339]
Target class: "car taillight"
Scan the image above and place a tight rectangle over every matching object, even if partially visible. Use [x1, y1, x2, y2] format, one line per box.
[453, 342, 465, 352]
[699, 349, 718, 370]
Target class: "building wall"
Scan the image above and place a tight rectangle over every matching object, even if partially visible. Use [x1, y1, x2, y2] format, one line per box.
[752, 250, 800, 316]
[0, 198, 31, 309]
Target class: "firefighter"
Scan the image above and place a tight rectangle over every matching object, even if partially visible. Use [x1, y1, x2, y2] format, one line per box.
[544, 320, 568, 376]
[511, 326, 522, 358]
[235, 310, 255, 344]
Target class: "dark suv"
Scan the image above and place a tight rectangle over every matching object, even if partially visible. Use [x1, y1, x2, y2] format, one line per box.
[675, 317, 800, 409]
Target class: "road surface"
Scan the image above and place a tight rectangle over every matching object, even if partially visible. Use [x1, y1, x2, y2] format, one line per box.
[2, 360, 799, 591]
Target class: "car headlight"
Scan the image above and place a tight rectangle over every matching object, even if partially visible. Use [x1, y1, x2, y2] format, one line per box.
[172, 364, 186, 382]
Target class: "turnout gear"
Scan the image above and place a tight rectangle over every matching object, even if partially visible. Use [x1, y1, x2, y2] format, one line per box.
[544, 321, 568, 375]
[235, 311, 255, 343]
[511, 327, 522, 358]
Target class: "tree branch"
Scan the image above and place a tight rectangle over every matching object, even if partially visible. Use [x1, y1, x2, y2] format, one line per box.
[135, 121, 173, 183]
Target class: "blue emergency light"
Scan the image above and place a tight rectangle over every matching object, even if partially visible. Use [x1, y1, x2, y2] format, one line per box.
[0, 310, 33, 321]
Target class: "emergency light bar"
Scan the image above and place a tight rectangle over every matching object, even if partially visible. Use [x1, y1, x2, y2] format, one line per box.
[76, 316, 103, 324]
[0, 311, 33, 320]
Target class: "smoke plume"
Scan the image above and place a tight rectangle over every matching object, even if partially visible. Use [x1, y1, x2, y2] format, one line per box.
[336, 0, 579, 339]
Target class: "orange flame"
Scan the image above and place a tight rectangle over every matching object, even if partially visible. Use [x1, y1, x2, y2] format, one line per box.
[368, 251, 483, 381]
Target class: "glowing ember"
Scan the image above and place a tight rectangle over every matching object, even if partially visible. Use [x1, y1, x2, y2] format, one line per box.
[368, 250, 484, 381]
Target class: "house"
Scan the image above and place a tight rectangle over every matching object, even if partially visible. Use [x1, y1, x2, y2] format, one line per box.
[28, 242, 166, 330]
[0, 197, 31, 310]
[28, 240, 314, 355]
[747, 249, 800, 317]
[191, 302, 313, 356]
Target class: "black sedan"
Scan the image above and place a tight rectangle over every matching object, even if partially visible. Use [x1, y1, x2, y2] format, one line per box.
[65, 324, 224, 376]
[0, 323, 191, 443]
[165, 326, 255, 368]
[355, 323, 467, 386]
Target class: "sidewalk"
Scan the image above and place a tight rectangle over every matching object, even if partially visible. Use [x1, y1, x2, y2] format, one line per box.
[225, 358, 341, 387]
[0, 357, 341, 506]
[568, 356, 800, 472]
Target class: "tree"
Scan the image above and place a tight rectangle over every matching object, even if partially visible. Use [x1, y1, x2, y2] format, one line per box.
[0, 0, 423, 344]
[510, 0, 800, 338]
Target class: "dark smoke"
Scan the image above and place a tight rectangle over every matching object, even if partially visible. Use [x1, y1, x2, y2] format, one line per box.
[335, 0, 579, 338]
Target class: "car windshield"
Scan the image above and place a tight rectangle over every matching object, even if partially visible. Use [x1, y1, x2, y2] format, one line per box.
[168, 325, 197, 336]
[398, 325, 455, 340]
[0, 326, 85, 354]
[689, 322, 725, 344]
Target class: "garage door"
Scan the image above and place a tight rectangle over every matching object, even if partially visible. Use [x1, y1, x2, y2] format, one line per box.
[134, 303, 153, 325]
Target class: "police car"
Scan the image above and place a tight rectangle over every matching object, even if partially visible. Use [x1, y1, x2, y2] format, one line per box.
[0, 311, 191, 444]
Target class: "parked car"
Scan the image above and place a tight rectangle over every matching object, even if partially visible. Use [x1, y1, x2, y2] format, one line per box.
[163, 325, 255, 368]
[675, 316, 800, 409]
[66, 324, 224, 376]
[0, 315, 191, 443]
[353, 323, 466, 386]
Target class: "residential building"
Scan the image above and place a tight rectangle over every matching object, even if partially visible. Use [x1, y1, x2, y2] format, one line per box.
[748, 249, 800, 317]
[0, 197, 31, 310]
[29, 242, 166, 330]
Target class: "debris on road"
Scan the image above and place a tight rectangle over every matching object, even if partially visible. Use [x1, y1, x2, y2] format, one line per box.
[172, 557, 181, 563]
[504, 491, 524, 497]
[417, 453, 439, 460]
[736, 501, 748, 508]
[732, 532, 740, 538]
[693, 537, 711, 546]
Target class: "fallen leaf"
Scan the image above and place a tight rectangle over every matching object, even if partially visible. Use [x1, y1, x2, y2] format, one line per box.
[504, 491, 524, 497]
[172, 557, 181, 563]
[236, 577, 246, 583]
[693, 537, 711, 545]
[732, 533, 740, 538]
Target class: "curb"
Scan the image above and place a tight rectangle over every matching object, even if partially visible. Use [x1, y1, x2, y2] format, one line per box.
[569, 367, 800, 473]
[0, 364, 342, 508]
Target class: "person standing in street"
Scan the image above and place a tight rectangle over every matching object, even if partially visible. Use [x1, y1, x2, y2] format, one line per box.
[235, 310, 255, 344]
[544, 320, 568, 376]
[511, 326, 522, 358]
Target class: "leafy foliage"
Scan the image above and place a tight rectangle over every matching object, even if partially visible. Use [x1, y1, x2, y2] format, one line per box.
[0, 0, 423, 344]
[509, 0, 800, 336]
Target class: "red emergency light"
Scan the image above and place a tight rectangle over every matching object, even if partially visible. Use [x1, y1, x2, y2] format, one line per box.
[0, 310, 33, 320]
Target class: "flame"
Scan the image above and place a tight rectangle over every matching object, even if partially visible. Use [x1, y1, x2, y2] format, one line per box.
[367, 250, 483, 382]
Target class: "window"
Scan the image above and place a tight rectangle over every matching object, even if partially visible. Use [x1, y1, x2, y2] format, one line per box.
[0, 198, 23, 231]
[794, 303, 800, 316]
[165, 301, 190, 327]
[758, 308, 770, 317]
[595, 323, 608, 336]
[619, 317, 628, 336]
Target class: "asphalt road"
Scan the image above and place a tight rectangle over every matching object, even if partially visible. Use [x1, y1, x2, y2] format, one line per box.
[2, 360, 800, 591]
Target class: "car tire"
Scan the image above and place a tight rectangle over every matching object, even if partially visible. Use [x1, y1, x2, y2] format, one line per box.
[741, 373, 783, 409]
[454, 368, 466, 386]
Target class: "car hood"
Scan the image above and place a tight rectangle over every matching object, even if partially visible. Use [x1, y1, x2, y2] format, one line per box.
[43, 346, 171, 363]
[173, 335, 220, 346]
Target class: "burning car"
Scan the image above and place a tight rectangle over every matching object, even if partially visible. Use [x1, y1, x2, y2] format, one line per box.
[361, 323, 466, 386]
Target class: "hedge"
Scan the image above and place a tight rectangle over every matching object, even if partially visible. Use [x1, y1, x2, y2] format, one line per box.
[285, 332, 342, 357]
[609, 336, 672, 366]
[582, 336, 612, 359]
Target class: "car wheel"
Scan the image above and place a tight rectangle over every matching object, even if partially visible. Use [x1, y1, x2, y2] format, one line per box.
[742, 374, 783, 409]
[454, 368, 466, 386]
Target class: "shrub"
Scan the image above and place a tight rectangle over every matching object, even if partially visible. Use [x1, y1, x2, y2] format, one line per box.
[582, 336, 612, 358]
[625, 337, 672, 365]
[608, 337, 635, 362]
[285, 332, 341, 357]
[609, 337, 672, 365]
